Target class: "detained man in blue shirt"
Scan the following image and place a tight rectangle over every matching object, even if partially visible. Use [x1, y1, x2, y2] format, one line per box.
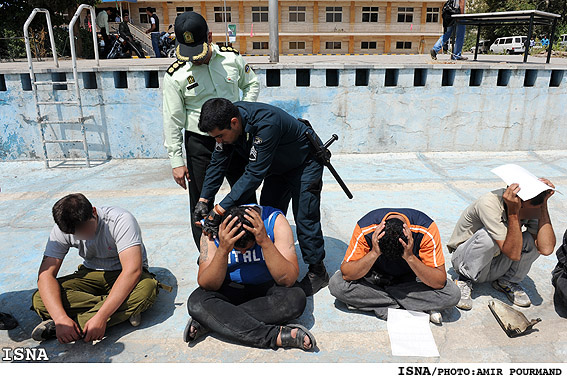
[184, 205, 316, 351]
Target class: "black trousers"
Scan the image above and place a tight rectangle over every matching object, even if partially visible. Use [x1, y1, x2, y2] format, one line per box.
[187, 280, 306, 349]
[184, 131, 255, 249]
[260, 157, 326, 266]
[100, 27, 111, 58]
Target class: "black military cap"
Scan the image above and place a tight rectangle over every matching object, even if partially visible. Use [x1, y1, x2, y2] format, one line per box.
[174, 11, 210, 62]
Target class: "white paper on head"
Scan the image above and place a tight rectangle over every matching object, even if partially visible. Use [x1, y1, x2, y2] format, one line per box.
[387, 308, 440, 357]
[491, 164, 556, 201]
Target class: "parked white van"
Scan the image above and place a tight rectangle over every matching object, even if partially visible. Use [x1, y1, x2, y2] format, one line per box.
[560, 34, 567, 47]
[490, 36, 527, 54]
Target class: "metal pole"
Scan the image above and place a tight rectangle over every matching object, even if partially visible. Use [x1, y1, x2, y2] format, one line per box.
[474, 24, 481, 61]
[524, 13, 534, 63]
[223, 0, 228, 45]
[24, 9, 39, 72]
[24, 9, 59, 67]
[269, 0, 279, 62]
[70, 5, 100, 67]
[547, 17, 557, 64]
[44, 11, 59, 67]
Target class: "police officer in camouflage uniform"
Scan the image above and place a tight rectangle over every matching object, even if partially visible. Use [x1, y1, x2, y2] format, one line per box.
[163, 12, 260, 249]
[193, 98, 330, 296]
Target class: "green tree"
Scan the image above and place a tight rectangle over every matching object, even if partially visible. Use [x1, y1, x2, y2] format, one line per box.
[0, 0, 100, 59]
[466, 0, 567, 46]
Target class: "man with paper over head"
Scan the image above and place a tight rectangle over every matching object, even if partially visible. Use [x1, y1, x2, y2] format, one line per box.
[448, 164, 556, 310]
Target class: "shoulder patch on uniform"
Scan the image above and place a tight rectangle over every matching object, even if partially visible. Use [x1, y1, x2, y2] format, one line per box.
[245, 64, 252, 73]
[166, 60, 186, 76]
[220, 45, 240, 55]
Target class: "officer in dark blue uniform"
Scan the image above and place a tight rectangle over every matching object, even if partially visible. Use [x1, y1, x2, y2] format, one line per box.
[192, 98, 329, 295]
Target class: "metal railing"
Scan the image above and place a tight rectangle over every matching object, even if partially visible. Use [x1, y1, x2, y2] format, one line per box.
[70, 4, 99, 66]
[23, 5, 99, 168]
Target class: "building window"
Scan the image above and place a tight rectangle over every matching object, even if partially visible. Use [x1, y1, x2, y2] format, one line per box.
[362, 7, 379, 22]
[214, 7, 231, 23]
[325, 41, 342, 50]
[326, 7, 342, 23]
[252, 6, 268, 22]
[176, 7, 193, 16]
[139, 8, 148, 23]
[397, 7, 414, 23]
[426, 7, 439, 23]
[289, 6, 306, 22]
[289, 41, 306, 49]
[253, 41, 269, 49]
[361, 41, 377, 49]
[396, 41, 412, 49]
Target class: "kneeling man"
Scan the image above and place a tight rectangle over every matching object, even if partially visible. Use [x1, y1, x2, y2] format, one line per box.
[448, 178, 555, 310]
[329, 208, 460, 324]
[186, 205, 315, 350]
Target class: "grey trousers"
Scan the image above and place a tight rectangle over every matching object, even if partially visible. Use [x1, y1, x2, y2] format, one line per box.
[451, 228, 540, 284]
[328, 270, 460, 320]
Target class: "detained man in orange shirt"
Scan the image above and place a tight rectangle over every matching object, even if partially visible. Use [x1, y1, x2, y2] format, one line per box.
[329, 208, 460, 324]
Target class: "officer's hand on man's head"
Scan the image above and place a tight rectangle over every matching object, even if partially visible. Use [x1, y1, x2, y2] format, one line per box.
[202, 208, 223, 239]
[172, 166, 190, 189]
[193, 200, 210, 227]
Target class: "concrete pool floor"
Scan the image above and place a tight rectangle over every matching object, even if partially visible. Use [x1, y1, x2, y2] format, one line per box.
[1, 150, 566, 363]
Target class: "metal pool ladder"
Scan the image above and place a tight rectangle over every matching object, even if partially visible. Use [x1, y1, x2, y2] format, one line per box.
[23, 5, 99, 168]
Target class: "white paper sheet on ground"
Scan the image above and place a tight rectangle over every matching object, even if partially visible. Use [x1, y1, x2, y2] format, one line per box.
[387, 308, 439, 357]
[491, 164, 556, 201]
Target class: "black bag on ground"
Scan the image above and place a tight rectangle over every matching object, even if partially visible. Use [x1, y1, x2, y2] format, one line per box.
[442, 0, 461, 28]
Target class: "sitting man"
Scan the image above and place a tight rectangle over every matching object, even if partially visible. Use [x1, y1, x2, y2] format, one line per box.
[552, 229, 567, 309]
[329, 208, 460, 324]
[119, 12, 144, 57]
[185, 205, 315, 351]
[31, 193, 159, 343]
[448, 179, 555, 310]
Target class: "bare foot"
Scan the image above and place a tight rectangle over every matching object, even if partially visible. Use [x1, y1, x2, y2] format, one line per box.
[189, 324, 198, 340]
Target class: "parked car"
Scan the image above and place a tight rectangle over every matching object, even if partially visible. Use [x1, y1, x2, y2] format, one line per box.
[470, 40, 491, 54]
[490, 36, 527, 54]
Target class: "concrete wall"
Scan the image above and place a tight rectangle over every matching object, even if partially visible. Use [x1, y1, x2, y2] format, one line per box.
[0, 66, 566, 161]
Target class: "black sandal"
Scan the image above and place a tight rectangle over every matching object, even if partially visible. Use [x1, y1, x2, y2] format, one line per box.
[183, 317, 209, 343]
[279, 324, 317, 351]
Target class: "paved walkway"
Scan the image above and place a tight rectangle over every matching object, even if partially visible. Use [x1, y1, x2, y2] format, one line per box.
[1, 150, 566, 362]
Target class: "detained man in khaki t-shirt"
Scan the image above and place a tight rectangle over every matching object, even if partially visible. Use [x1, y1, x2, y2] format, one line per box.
[447, 179, 556, 310]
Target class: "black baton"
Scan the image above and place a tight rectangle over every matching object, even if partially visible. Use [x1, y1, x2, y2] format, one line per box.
[300, 120, 353, 199]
